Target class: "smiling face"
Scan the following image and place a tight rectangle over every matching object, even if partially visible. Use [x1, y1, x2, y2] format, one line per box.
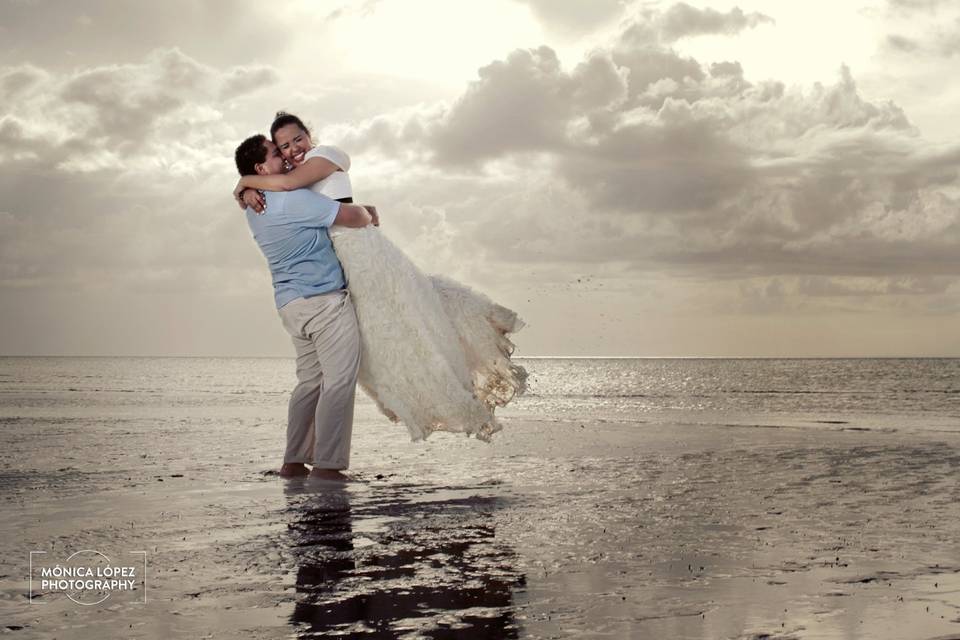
[255, 140, 287, 175]
[273, 123, 313, 167]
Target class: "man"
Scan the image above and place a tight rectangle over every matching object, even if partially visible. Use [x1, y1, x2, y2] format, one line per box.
[234, 134, 373, 481]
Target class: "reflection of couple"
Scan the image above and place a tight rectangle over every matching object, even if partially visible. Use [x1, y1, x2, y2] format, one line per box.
[233, 112, 527, 481]
[281, 484, 522, 636]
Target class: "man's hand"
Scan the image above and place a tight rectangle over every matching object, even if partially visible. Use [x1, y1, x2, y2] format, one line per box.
[241, 189, 266, 214]
[362, 204, 380, 227]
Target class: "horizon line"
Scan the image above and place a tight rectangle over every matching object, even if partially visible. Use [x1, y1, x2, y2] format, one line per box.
[1, 354, 959, 360]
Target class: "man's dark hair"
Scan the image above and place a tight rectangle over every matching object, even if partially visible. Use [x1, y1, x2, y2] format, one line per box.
[270, 111, 310, 141]
[235, 134, 267, 176]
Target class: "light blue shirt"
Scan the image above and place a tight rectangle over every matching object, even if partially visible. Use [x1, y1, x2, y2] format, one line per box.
[245, 188, 344, 309]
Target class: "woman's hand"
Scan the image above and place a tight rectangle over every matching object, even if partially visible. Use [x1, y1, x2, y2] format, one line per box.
[241, 188, 266, 214]
[233, 180, 248, 209]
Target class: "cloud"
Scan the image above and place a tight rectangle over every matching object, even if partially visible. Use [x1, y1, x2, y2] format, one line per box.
[885, 34, 921, 52]
[656, 2, 774, 41]
[885, 21, 960, 57]
[883, 0, 960, 57]
[729, 274, 960, 317]
[0, 64, 48, 99]
[420, 5, 778, 168]
[796, 275, 955, 297]
[0, 48, 279, 168]
[335, 14, 960, 288]
[511, 0, 626, 36]
[0, 0, 289, 70]
[608, 2, 773, 48]
[58, 48, 277, 149]
[219, 65, 283, 101]
[427, 46, 629, 165]
[888, 0, 951, 11]
[1, 2, 959, 357]
[0, 48, 283, 303]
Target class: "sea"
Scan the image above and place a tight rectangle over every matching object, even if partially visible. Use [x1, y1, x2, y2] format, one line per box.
[3, 357, 960, 639]
[1, 356, 957, 433]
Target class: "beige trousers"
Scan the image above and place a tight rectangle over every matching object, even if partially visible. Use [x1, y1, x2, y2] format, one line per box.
[277, 290, 360, 469]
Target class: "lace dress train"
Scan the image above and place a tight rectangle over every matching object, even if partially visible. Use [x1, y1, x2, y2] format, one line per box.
[329, 225, 526, 441]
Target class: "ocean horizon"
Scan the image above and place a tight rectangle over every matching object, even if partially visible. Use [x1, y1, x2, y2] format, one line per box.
[2, 356, 957, 434]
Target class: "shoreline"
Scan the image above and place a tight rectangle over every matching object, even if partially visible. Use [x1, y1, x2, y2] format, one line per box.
[3, 419, 960, 638]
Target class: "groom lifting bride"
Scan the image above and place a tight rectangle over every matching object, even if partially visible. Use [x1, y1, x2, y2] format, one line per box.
[234, 112, 527, 482]
[234, 133, 374, 481]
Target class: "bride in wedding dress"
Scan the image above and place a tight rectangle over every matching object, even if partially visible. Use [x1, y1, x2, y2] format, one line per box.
[234, 112, 526, 442]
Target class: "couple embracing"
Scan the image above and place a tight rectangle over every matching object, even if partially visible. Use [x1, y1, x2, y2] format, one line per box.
[233, 112, 527, 481]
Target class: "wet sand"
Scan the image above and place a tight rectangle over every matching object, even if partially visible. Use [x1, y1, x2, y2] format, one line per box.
[2, 411, 960, 639]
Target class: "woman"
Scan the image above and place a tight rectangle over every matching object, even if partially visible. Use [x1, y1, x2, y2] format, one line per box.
[234, 112, 527, 442]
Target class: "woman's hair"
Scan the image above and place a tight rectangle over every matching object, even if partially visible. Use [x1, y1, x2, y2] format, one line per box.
[270, 111, 310, 141]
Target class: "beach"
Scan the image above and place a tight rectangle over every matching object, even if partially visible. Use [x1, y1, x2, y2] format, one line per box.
[1, 357, 959, 639]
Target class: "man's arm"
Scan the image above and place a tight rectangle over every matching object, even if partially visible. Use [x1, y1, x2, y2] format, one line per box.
[283, 188, 371, 229]
[335, 203, 373, 228]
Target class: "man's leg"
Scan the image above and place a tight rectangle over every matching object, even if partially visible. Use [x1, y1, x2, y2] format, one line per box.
[300, 290, 361, 471]
[284, 333, 323, 467]
[278, 298, 327, 477]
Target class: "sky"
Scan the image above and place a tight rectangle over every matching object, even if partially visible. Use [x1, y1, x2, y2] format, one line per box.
[0, 0, 958, 357]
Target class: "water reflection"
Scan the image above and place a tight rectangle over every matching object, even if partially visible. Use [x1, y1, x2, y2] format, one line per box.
[282, 482, 524, 639]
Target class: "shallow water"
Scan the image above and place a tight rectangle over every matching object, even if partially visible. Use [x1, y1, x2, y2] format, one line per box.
[1, 358, 959, 638]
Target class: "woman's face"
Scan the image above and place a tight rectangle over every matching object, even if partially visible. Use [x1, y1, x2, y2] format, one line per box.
[273, 124, 313, 167]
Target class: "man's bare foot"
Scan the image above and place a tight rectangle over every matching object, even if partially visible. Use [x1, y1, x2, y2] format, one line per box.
[307, 469, 351, 482]
[279, 463, 310, 477]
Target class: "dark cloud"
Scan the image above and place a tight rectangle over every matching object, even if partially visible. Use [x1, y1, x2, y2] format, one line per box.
[346, 16, 960, 283]
[1, 48, 278, 158]
[709, 61, 744, 78]
[555, 106, 753, 213]
[884, 22, 960, 57]
[0, 0, 288, 70]
[61, 66, 182, 148]
[0, 48, 281, 304]
[611, 42, 705, 101]
[0, 64, 47, 99]
[657, 2, 774, 41]
[0, 115, 26, 147]
[429, 47, 572, 163]
[219, 65, 282, 100]
[885, 34, 921, 52]
[428, 47, 628, 164]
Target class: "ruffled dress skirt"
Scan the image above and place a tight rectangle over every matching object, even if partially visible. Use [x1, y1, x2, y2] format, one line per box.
[329, 225, 527, 441]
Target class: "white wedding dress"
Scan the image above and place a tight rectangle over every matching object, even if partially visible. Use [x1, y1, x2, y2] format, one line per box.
[305, 146, 527, 441]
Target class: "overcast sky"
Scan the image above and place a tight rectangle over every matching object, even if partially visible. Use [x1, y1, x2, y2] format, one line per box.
[1, 0, 958, 357]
